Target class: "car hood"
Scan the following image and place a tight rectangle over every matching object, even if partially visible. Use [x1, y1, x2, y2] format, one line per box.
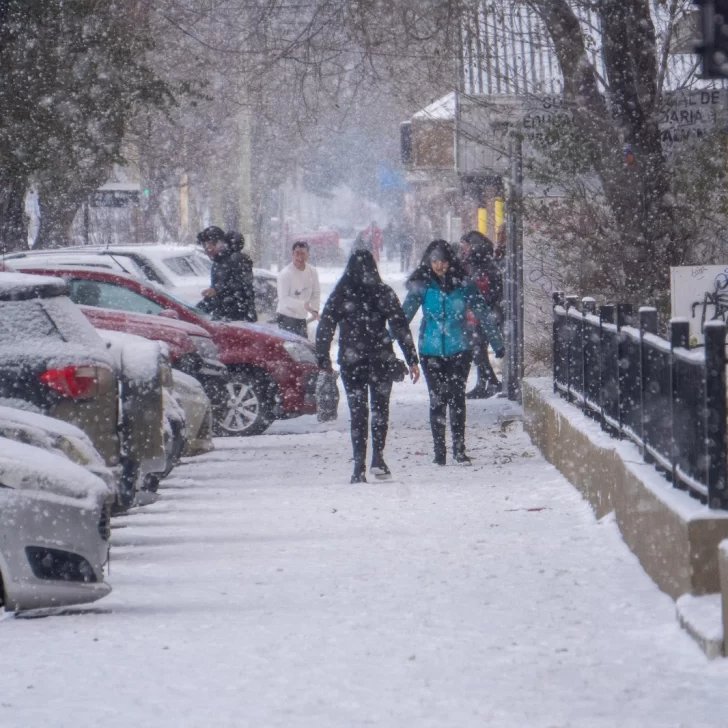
[0, 437, 111, 502]
[223, 320, 311, 344]
[0, 403, 110, 472]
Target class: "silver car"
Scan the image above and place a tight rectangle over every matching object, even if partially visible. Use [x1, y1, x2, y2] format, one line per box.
[0, 437, 113, 611]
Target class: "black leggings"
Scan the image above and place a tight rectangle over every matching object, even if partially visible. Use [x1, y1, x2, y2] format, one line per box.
[340, 362, 393, 468]
[469, 324, 499, 386]
[421, 351, 473, 457]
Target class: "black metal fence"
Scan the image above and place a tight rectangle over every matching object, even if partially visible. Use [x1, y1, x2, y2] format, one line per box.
[552, 293, 728, 509]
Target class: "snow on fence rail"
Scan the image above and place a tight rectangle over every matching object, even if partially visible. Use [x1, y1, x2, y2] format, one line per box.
[552, 293, 728, 509]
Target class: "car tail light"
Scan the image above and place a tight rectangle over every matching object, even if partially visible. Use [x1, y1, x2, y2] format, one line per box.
[39, 364, 114, 399]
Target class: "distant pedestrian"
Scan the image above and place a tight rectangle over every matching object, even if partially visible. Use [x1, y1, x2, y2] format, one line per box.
[198, 226, 257, 322]
[460, 230, 503, 399]
[364, 221, 383, 262]
[403, 240, 504, 466]
[316, 248, 420, 483]
[399, 220, 415, 273]
[383, 221, 397, 261]
[276, 240, 321, 339]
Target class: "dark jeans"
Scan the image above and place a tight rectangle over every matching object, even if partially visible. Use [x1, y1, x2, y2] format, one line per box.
[276, 314, 308, 339]
[469, 323, 500, 386]
[340, 362, 393, 470]
[421, 351, 473, 457]
[400, 245, 412, 272]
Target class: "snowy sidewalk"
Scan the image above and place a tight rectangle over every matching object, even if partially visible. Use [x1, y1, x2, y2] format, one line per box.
[3, 384, 728, 727]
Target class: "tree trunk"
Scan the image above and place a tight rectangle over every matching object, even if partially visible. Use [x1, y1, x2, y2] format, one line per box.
[0, 176, 29, 252]
[530, 0, 680, 302]
[34, 191, 82, 249]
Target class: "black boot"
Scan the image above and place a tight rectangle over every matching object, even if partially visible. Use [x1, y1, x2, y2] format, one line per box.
[370, 452, 392, 479]
[453, 451, 472, 466]
[431, 415, 447, 466]
[466, 381, 490, 399]
[351, 463, 367, 484]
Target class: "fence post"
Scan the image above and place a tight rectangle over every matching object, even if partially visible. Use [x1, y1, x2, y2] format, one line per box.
[670, 319, 690, 490]
[581, 298, 596, 415]
[564, 295, 578, 402]
[599, 305, 615, 432]
[704, 321, 728, 509]
[639, 308, 658, 464]
[552, 291, 563, 394]
[616, 304, 633, 435]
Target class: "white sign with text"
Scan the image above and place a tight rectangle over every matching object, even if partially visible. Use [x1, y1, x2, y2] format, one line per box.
[670, 265, 728, 344]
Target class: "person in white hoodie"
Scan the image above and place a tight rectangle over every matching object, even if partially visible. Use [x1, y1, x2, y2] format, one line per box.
[276, 241, 321, 339]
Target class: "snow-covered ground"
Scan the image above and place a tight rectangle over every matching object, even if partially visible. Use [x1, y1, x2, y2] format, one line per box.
[3, 261, 728, 727]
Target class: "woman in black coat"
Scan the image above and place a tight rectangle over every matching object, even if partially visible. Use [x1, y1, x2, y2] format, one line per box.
[316, 249, 420, 483]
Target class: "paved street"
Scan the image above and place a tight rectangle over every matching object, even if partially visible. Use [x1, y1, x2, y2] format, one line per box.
[3, 382, 728, 727]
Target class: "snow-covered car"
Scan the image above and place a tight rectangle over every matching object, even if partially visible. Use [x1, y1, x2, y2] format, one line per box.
[171, 369, 214, 457]
[79, 303, 229, 415]
[0, 273, 167, 509]
[3, 244, 279, 321]
[0, 437, 112, 611]
[11, 266, 330, 436]
[0, 404, 115, 492]
[98, 330, 185, 494]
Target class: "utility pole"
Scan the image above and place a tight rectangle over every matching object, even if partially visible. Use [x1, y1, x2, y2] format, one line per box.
[504, 136, 524, 402]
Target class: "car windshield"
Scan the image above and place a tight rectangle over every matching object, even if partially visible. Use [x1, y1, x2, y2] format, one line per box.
[161, 256, 200, 277]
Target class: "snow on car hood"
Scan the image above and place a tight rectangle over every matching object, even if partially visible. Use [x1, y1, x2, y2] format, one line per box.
[0, 436, 110, 502]
[225, 320, 312, 344]
[0, 404, 109, 472]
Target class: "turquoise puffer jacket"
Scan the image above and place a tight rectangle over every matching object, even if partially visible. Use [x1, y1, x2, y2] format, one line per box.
[402, 279, 504, 358]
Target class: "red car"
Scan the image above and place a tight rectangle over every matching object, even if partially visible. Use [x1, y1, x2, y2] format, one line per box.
[79, 305, 229, 409]
[12, 265, 326, 436]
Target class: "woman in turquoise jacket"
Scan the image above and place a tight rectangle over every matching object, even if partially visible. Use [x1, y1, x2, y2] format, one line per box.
[403, 240, 504, 465]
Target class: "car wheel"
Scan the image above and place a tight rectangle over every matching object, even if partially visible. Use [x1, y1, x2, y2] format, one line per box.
[214, 371, 273, 436]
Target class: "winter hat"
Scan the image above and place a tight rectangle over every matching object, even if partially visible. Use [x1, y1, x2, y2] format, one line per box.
[197, 225, 226, 244]
[225, 231, 245, 252]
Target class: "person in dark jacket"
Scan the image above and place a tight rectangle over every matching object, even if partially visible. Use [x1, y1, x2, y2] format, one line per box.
[460, 230, 503, 399]
[316, 248, 420, 484]
[403, 240, 504, 466]
[198, 226, 257, 322]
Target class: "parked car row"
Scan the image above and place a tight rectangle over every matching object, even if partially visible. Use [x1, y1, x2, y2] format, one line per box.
[2, 243, 279, 321]
[3, 262, 331, 436]
[0, 261, 334, 613]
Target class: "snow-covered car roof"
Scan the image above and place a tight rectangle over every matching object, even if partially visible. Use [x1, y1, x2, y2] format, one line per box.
[0, 436, 110, 502]
[0, 271, 67, 300]
[0, 290, 115, 371]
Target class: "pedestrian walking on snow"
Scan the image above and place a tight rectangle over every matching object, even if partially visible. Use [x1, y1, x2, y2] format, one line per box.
[276, 241, 321, 339]
[460, 230, 503, 399]
[316, 248, 420, 484]
[403, 240, 504, 466]
[198, 226, 257, 322]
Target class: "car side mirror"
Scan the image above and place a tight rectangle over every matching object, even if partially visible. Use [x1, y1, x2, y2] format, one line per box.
[157, 309, 180, 320]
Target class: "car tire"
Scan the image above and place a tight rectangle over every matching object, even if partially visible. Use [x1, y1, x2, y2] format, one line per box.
[214, 370, 274, 437]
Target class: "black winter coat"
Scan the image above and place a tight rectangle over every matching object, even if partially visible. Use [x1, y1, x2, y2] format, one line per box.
[205, 248, 257, 322]
[316, 281, 418, 371]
